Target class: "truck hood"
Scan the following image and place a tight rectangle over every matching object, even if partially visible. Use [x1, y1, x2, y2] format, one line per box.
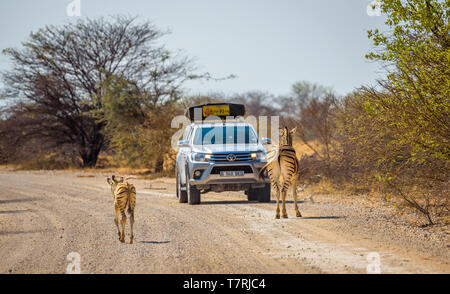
[192, 144, 264, 154]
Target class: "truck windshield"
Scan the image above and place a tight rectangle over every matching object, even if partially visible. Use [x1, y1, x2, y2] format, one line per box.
[193, 126, 258, 145]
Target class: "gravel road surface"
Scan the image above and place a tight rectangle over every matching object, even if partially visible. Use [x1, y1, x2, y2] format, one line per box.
[0, 170, 448, 273]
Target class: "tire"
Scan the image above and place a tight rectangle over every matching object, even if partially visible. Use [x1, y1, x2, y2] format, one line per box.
[247, 184, 270, 202]
[186, 171, 201, 205]
[247, 189, 258, 201]
[176, 170, 187, 203]
[257, 184, 271, 202]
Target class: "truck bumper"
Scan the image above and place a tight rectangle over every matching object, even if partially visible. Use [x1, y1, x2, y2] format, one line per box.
[188, 160, 270, 191]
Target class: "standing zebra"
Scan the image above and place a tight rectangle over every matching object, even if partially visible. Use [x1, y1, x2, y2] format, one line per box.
[260, 127, 301, 219]
[107, 175, 136, 244]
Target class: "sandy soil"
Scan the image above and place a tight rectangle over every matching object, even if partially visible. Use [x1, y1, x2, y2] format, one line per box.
[0, 169, 448, 274]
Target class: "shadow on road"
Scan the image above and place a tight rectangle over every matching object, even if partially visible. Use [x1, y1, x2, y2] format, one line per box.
[0, 229, 49, 235]
[267, 200, 306, 204]
[0, 209, 35, 214]
[201, 200, 306, 205]
[0, 198, 41, 204]
[201, 200, 251, 205]
[140, 241, 170, 244]
[300, 216, 345, 220]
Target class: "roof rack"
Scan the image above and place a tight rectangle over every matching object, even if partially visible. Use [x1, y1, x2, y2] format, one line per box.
[186, 103, 246, 122]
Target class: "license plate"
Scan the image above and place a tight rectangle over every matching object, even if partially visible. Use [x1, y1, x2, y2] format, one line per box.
[220, 171, 244, 177]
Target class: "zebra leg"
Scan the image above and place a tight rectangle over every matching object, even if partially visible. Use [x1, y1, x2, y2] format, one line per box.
[129, 210, 134, 244]
[114, 206, 121, 238]
[281, 189, 288, 218]
[120, 211, 126, 243]
[292, 177, 302, 217]
[274, 183, 280, 219]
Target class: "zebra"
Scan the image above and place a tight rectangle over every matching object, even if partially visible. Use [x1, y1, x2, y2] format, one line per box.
[106, 175, 136, 244]
[259, 127, 301, 219]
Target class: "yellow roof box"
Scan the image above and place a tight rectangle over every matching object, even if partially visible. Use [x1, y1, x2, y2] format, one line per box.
[187, 103, 245, 121]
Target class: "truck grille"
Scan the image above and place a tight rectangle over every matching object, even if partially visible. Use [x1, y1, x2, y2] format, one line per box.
[210, 152, 252, 162]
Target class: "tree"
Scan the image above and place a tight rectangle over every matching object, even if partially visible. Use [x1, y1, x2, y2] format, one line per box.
[1, 16, 193, 167]
[228, 91, 278, 116]
[366, 0, 450, 164]
[95, 74, 186, 171]
[278, 81, 338, 171]
[338, 0, 450, 224]
[278, 81, 333, 118]
[295, 93, 338, 171]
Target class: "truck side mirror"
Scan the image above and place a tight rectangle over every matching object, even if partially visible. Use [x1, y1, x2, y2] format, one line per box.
[261, 138, 271, 145]
[177, 140, 189, 147]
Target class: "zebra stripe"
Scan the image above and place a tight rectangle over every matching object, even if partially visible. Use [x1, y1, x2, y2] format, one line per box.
[114, 182, 136, 215]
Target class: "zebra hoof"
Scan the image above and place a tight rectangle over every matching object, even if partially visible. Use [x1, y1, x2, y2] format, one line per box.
[275, 214, 280, 219]
[119, 238, 125, 243]
[296, 212, 302, 217]
[282, 214, 288, 219]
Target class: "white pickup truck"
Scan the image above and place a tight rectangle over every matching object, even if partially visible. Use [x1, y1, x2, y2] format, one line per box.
[175, 103, 271, 205]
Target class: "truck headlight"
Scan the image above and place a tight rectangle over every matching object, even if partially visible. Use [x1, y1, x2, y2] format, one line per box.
[191, 153, 211, 162]
[251, 152, 266, 161]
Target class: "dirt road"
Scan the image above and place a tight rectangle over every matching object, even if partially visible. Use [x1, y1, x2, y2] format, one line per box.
[0, 170, 448, 273]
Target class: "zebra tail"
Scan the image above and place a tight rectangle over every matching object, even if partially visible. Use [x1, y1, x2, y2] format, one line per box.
[126, 194, 132, 214]
[258, 149, 280, 179]
[123, 182, 131, 214]
[258, 162, 270, 180]
[127, 197, 131, 214]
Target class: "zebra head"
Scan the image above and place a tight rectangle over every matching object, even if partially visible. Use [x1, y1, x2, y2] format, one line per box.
[106, 174, 124, 196]
[279, 126, 296, 146]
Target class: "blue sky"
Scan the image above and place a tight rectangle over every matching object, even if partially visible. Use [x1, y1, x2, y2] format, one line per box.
[0, 0, 387, 97]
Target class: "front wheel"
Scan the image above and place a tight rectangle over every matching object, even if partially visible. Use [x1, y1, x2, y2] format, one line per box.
[176, 170, 187, 203]
[257, 184, 271, 202]
[247, 184, 271, 202]
[186, 172, 201, 205]
[247, 189, 258, 201]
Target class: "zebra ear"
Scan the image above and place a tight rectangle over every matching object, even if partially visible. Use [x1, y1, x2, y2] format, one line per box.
[111, 175, 118, 183]
[107, 177, 112, 185]
[120, 177, 124, 183]
[290, 127, 297, 135]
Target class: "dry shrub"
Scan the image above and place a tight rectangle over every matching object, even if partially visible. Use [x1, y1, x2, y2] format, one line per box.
[16, 152, 78, 170]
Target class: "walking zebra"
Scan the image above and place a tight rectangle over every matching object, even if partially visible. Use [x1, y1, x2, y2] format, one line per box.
[107, 175, 136, 244]
[260, 127, 301, 219]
